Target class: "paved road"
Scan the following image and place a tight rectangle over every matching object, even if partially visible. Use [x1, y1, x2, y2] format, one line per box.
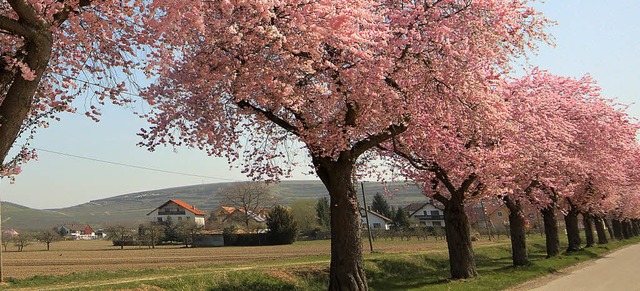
[531, 243, 640, 291]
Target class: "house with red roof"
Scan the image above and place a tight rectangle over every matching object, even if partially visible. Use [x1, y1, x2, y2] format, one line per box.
[58, 224, 96, 240]
[147, 199, 206, 226]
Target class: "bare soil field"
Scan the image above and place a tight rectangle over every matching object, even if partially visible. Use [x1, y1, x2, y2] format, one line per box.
[2, 238, 508, 279]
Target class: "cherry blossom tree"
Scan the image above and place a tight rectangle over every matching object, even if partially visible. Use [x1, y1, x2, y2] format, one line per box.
[377, 1, 549, 278]
[501, 70, 639, 256]
[498, 70, 595, 259]
[0, 0, 156, 176]
[137, 0, 549, 286]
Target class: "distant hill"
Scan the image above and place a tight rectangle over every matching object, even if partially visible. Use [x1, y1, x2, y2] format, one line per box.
[2, 180, 426, 230]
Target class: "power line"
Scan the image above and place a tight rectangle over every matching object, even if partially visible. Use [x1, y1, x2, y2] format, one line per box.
[31, 147, 240, 181]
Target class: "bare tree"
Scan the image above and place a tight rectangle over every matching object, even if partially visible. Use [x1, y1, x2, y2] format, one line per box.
[175, 220, 203, 248]
[105, 225, 135, 250]
[1, 232, 12, 251]
[138, 222, 165, 249]
[13, 233, 31, 252]
[218, 182, 276, 231]
[36, 229, 61, 251]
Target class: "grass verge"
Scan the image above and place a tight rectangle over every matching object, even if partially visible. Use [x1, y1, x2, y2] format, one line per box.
[4, 236, 640, 290]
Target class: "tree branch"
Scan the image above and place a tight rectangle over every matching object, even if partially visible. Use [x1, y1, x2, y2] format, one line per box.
[459, 173, 477, 195]
[7, 0, 42, 27]
[236, 100, 300, 137]
[53, 0, 93, 26]
[433, 166, 457, 196]
[353, 122, 407, 157]
[0, 15, 33, 37]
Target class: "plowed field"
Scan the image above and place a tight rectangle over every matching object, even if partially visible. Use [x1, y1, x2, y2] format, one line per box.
[2, 238, 506, 279]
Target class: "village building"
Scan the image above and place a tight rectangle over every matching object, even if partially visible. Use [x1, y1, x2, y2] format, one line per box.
[405, 201, 446, 227]
[147, 199, 206, 226]
[58, 224, 96, 240]
[360, 208, 393, 230]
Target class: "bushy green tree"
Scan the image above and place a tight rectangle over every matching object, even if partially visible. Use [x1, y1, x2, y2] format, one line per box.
[315, 197, 331, 231]
[267, 205, 298, 245]
[371, 193, 392, 218]
[393, 208, 411, 230]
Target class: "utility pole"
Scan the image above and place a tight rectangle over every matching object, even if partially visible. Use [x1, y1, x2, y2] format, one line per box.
[1, 195, 3, 283]
[361, 182, 374, 253]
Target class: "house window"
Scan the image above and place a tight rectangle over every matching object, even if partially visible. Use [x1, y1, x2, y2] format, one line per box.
[430, 210, 440, 216]
[373, 223, 381, 229]
[433, 221, 442, 227]
[423, 210, 427, 215]
[157, 217, 163, 222]
[178, 217, 183, 221]
[497, 211, 503, 218]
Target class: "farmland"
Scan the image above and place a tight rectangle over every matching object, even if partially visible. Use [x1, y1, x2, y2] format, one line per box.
[3, 238, 480, 280]
[3, 237, 640, 290]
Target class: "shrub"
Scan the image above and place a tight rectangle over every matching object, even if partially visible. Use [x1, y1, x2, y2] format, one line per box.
[267, 205, 298, 245]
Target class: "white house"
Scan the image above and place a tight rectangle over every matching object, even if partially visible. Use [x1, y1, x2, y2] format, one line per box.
[147, 199, 206, 226]
[360, 208, 393, 230]
[405, 202, 445, 227]
[58, 224, 97, 240]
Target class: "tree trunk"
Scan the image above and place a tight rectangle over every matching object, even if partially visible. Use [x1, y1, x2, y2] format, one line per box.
[593, 217, 608, 245]
[612, 219, 624, 240]
[443, 196, 478, 279]
[541, 206, 560, 257]
[582, 214, 594, 247]
[315, 156, 367, 291]
[46, 242, 50, 251]
[0, 29, 53, 163]
[622, 220, 632, 239]
[564, 207, 582, 252]
[604, 219, 615, 240]
[504, 196, 528, 266]
[632, 220, 640, 237]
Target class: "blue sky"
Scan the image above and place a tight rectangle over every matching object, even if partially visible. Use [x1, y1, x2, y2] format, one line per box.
[1, 0, 639, 209]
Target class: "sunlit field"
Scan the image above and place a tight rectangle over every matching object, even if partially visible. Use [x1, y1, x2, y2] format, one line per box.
[4, 237, 501, 279]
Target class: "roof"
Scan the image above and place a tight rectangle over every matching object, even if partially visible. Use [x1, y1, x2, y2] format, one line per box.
[60, 224, 91, 232]
[219, 206, 268, 223]
[361, 208, 392, 222]
[404, 201, 444, 216]
[404, 202, 430, 214]
[148, 199, 206, 216]
[220, 206, 237, 215]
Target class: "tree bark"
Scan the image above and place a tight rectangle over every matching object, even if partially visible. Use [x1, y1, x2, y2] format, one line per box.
[612, 219, 624, 240]
[0, 25, 53, 163]
[564, 207, 582, 252]
[593, 216, 608, 245]
[632, 220, 640, 237]
[315, 156, 367, 291]
[604, 219, 615, 240]
[541, 206, 560, 257]
[504, 196, 528, 266]
[622, 220, 632, 239]
[582, 214, 595, 247]
[443, 196, 478, 279]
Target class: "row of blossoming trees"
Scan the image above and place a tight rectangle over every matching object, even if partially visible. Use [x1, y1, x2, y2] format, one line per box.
[387, 69, 640, 278]
[1, 0, 639, 290]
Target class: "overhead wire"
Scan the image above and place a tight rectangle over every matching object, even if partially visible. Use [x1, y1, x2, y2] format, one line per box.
[31, 147, 240, 181]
